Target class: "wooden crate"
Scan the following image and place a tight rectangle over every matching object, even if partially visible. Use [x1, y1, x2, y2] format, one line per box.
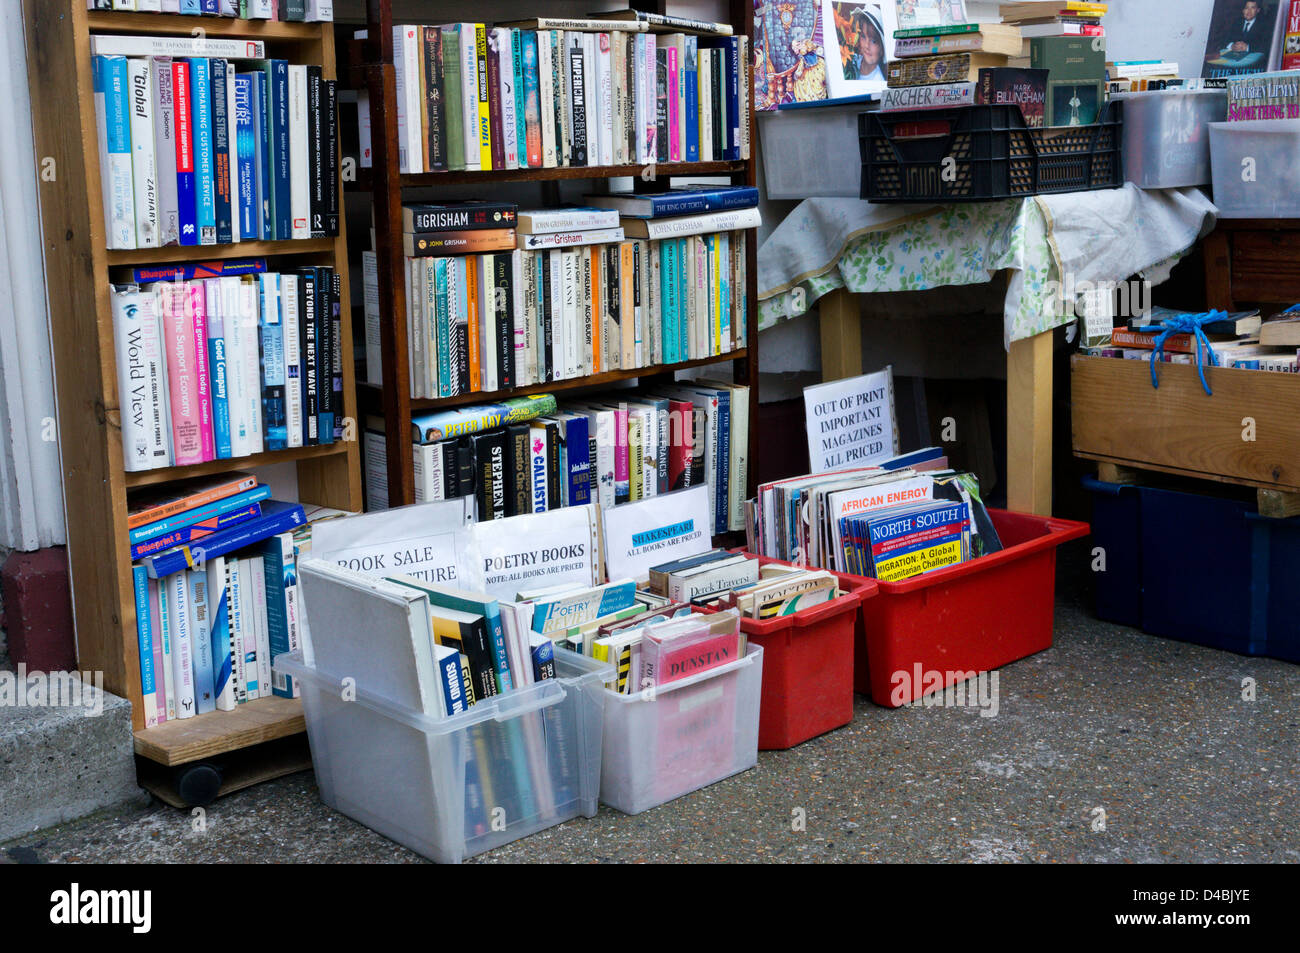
[1071, 354, 1300, 493]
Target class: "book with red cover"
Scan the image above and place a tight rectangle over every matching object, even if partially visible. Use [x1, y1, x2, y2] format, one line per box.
[976, 68, 1049, 126]
[640, 611, 744, 686]
[127, 473, 258, 529]
[667, 398, 693, 491]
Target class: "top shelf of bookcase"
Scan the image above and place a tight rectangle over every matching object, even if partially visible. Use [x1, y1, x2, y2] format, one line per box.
[353, 160, 747, 190]
[85, 10, 324, 41]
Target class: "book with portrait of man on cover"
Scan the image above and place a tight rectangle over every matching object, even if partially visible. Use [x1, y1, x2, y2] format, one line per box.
[1203, 0, 1290, 76]
[822, 1, 899, 98]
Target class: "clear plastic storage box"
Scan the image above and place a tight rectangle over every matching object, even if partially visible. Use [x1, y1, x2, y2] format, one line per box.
[1115, 90, 1226, 188]
[1209, 119, 1300, 217]
[758, 100, 870, 199]
[277, 646, 611, 864]
[599, 644, 763, 815]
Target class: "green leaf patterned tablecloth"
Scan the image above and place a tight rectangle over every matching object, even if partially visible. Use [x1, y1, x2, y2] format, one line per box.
[758, 186, 1218, 347]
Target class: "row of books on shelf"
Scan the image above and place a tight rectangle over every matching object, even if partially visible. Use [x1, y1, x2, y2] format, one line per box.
[748, 450, 1004, 582]
[367, 198, 756, 399]
[127, 468, 353, 725]
[92, 38, 339, 250]
[87, 0, 332, 20]
[368, 375, 750, 535]
[371, 17, 750, 175]
[1085, 306, 1300, 372]
[110, 262, 344, 471]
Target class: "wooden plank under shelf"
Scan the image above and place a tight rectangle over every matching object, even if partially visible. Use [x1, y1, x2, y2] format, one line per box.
[395, 350, 749, 411]
[134, 696, 305, 767]
[86, 10, 320, 41]
[124, 442, 351, 489]
[107, 238, 335, 267]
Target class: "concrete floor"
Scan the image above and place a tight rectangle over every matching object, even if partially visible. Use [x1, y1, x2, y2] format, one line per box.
[4, 546, 1298, 864]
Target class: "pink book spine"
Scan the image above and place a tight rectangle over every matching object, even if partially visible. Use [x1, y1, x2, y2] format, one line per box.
[148, 578, 167, 725]
[160, 284, 204, 466]
[667, 46, 680, 162]
[614, 407, 629, 487]
[188, 282, 216, 462]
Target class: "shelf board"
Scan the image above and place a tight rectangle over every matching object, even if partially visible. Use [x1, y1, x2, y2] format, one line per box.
[134, 695, 305, 767]
[351, 160, 746, 190]
[124, 442, 351, 489]
[106, 238, 336, 268]
[376, 350, 748, 411]
[86, 11, 322, 41]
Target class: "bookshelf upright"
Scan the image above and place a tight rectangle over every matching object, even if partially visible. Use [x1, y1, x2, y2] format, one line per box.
[349, 0, 761, 512]
[23, 1, 362, 765]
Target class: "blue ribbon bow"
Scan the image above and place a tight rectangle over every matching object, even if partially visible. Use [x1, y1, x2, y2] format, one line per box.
[1150, 310, 1226, 396]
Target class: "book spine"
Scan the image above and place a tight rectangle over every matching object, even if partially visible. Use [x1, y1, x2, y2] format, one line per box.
[148, 57, 180, 247]
[317, 268, 335, 443]
[209, 59, 234, 246]
[279, 273, 302, 447]
[111, 285, 171, 470]
[261, 534, 299, 698]
[522, 31, 544, 167]
[187, 59, 215, 245]
[228, 72, 255, 241]
[306, 68, 324, 239]
[266, 61, 290, 239]
[186, 283, 215, 460]
[203, 285, 228, 459]
[100, 56, 136, 249]
[206, 556, 235, 711]
[392, 25, 419, 174]
[538, 31, 557, 167]
[568, 37, 588, 166]
[300, 271, 318, 443]
[475, 24, 493, 170]
[456, 26, 480, 170]
[512, 29, 528, 168]
[257, 273, 286, 449]
[226, 557, 246, 702]
[494, 253, 514, 389]
[288, 65, 310, 238]
[495, 29, 517, 170]
[187, 570, 215, 715]
[487, 30, 507, 171]
[240, 556, 263, 699]
[552, 31, 568, 166]
[154, 576, 176, 720]
[167, 572, 196, 718]
[133, 567, 159, 728]
[157, 285, 201, 464]
[127, 59, 159, 248]
[423, 27, 447, 172]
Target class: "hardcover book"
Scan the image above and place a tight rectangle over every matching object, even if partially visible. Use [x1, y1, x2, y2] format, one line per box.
[976, 67, 1048, 126]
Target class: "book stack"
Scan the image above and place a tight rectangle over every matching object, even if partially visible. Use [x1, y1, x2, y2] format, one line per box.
[749, 455, 1005, 580]
[392, 192, 756, 399]
[86, 1, 333, 21]
[883, 0, 1016, 113]
[380, 16, 749, 175]
[394, 377, 750, 535]
[998, 1, 1107, 38]
[91, 36, 339, 250]
[128, 473, 345, 726]
[109, 261, 345, 471]
[1088, 306, 1300, 372]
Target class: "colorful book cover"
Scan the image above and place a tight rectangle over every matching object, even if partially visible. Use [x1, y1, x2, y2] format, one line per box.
[1202, 0, 1286, 77]
[531, 579, 639, 635]
[156, 284, 202, 465]
[171, 60, 198, 246]
[189, 58, 217, 245]
[864, 500, 969, 582]
[202, 279, 232, 459]
[976, 68, 1049, 127]
[209, 58, 234, 244]
[133, 567, 159, 728]
[100, 56, 137, 249]
[753, 0, 827, 110]
[129, 502, 262, 559]
[187, 569, 216, 715]
[258, 272, 288, 449]
[260, 532, 300, 699]
[141, 500, 307, 579]
[187, 282, 216, 461]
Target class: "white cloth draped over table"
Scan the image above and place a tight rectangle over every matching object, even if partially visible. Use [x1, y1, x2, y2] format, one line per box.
[757, 185, 1220, 348]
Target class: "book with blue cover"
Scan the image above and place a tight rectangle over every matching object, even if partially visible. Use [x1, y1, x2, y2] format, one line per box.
[206, 556, 236, 711]
[262, 59, 291, 240]
[129, 485, 271, 544]
[141, 500, 306, 579]
[586, 185, 759, 218]
[233, 72, 258, 240]
[130, 502, 263, 560]
[531, 578, 639, 635]
[260, 532, 300, 699]
[187, 569, 217, 714]
[845, 500, 970, 582]
[132, 566, 159, 727]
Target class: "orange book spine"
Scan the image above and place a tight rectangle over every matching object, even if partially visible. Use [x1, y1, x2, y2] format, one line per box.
[590, 246, 603, 373]
[466, 254, 482, 393]
[126, 476, 257, 529]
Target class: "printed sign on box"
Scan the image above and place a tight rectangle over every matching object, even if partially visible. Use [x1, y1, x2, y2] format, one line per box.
[603, 485, 713, 582]
[309, 498, 478, 585]
[803, 367, 898, 473]
[472, 505, 603, 601]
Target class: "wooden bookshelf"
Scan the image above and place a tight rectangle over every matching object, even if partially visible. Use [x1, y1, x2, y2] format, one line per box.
[349, 0, 761, 509]
[23, 1, 362, 757]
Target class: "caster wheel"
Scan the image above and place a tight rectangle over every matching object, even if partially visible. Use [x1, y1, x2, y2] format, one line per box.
[175, 762, 223, 807]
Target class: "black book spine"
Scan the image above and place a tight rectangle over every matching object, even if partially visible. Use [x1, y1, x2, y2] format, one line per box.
[506, 423, 530, 517]
[569, 45, 587, 166]
[544, 420, 562, 511]
[424, 27, 448, 172]
[299, 269, 319, 445]
[489, 431, 510, 520]
[540, 250, 554, 382]
[712, 55, 724, 160]
[457, 434, 477, 505]
[495, 254, 514, 390]
[316, 267, 334, 445]
[307, 66, 325, 239]
[442, 439, 460, 499]
[210, 60, 233, 245]
[324, 79, 339, 237]
[605, 244, 620, 364]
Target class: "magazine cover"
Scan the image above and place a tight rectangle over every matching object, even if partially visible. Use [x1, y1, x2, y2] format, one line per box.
[753, 0, 827, 110]
[1203, 0, 1289, 76]
[822, 1, 898, 99]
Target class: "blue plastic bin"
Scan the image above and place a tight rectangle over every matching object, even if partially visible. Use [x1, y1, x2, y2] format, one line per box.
[1081, 476, 1143, 628]
[1253, 513, 1300, 663]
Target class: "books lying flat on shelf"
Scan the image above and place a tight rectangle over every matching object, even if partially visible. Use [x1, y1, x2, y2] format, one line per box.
[91, 52, 339, 249]
[377, 21, 751, 173]
[110, 265, 345, 470]
[88, 2, 333, 22]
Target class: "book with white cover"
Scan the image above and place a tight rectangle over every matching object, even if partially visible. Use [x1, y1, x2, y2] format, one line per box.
[621, 205, 761, 239]
[90, 36, 268, 59]
[151, 56, 179, 246]
[517, 207, 619, 234]
[393, 25, 422, 174]
[288, 65, 311, 239]
[238, 556, 261, 700]
[167, 571, 196, 719]
[239, 281, 265, 454]
[127, 59, 159, 248]
[251, 555, 273, 702]
[110, 284, 171, 471]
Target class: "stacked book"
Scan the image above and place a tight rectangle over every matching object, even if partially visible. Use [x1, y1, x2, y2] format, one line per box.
[997, 0, 1107, 38]
[129, 473, 352, 726]
[749, 453, 1005, 581]
[378, 15, 750, 175]
[648, 550, 845, 619]
[1089, 307, 1300, 372]
[385, 377, 749, 534]
[109, 260, 345, 471]
[387, 191, 756, 399]
[883, 0, 1020, 113]
[91, 35, 339, 250]
[86, 1, 333, 21]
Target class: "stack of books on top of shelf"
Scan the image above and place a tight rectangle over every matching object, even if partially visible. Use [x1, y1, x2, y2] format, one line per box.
[369, 15, 749, 175]
[1088, 306, 1300, 372]
[371, 373, 750, 532]
[377, 189, 757, 400]
[748, 452, 1006, 582]
[882, 0, 1019, 113]
[91, 34, 339, 250]
[109, 260, 344, 471]
[128, 471, 351, 727]
[86, 1, 333, 22]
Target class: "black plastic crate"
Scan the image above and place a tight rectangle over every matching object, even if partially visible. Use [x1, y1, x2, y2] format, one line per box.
[859, 101, 1124, 202]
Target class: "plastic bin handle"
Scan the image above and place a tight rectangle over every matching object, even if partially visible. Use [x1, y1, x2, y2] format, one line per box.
[490, 683, 568, 721]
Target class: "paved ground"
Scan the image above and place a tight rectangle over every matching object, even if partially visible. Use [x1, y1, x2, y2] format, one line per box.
[4, 543, 1298, 863]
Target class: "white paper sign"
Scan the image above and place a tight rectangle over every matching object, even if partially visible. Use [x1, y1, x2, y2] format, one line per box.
[309, 498, 479, 585]
[602, 485, 713, 583]
[803, 367, 897, 473]
[472, 505, 603, 601]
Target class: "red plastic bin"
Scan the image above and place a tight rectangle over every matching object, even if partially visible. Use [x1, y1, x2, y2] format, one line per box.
[853, 510, 1089, 707]
[712, 555, 877, 749]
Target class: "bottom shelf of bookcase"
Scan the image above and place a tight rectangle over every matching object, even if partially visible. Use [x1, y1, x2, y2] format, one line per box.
[136, 735, 314, 808]
[133, 696, 306, 767]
